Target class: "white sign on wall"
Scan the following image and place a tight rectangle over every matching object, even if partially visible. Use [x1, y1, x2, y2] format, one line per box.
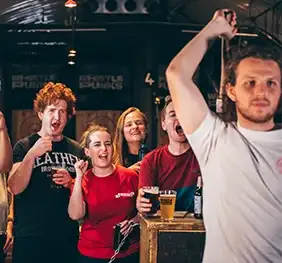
[12, 74, 56, 89]
[79, 75, 124, 90]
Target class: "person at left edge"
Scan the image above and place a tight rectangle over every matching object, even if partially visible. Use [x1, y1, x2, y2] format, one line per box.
[8, 82, 83, 263]
[0, 111, 13, 263]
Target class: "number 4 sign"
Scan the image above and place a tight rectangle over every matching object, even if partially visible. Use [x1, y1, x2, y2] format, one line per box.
[145, 73, 155, 86]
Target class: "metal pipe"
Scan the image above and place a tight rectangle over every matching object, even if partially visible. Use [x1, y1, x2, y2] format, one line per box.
[250, 0, 282, 21]
[7, 28, 107, 32]
[216, 38, 229, 114]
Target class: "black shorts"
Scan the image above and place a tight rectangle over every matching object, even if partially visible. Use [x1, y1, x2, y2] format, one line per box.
[79, 253, 139, 263]
[0, 235, 6, 263]
[12, 236, 78, 263]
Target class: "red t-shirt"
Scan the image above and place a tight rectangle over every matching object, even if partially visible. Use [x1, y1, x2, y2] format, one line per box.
[139, 145, 200, 211]
[78, 165, 139, 259]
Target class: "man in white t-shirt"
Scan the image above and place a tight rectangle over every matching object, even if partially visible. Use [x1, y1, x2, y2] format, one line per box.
[166, 8, 282, 263]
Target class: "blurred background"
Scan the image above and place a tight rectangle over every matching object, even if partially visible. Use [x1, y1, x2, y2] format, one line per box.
[0, 0, 282, 151]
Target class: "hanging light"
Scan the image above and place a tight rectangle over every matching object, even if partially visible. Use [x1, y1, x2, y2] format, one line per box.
[69, 49, 76, 55]
[65, 0, 77, 8]
[154, 96, 161, 105]
[68, 56, 75, 65]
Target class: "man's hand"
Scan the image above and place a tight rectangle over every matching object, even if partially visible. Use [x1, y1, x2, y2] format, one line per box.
[52, 168, 73, 188]
[3, 221, 13, 254]
[136, 188, 152, 214]
[210, 9, 237, 40]
[0, 111, 7, 131]
[28, 136, 52, 159]
[128, 161, 141, 173]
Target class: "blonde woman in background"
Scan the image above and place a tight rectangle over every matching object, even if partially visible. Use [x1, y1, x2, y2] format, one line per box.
[113, 107, 148, 173]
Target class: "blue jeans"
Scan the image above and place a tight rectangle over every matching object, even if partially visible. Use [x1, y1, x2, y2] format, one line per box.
[79, 253, 139, 263]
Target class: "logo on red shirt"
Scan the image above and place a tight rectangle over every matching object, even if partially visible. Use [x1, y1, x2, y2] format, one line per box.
[115, 192, 135, 198]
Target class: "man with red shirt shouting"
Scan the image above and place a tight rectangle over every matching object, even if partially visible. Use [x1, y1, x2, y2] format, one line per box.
[137, 96, 200, 214]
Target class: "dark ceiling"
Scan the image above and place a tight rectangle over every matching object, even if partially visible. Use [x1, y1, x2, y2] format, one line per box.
[0, 0, 281, 38]
[0, 0, 281, 62]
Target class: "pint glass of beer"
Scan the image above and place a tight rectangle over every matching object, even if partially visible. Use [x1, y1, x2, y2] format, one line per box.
[50, 166, 62, 189]
[160, 190, 177, 221]
[142, 186, 159, 215]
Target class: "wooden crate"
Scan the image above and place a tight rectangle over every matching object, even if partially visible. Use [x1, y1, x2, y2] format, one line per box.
[140, 213, 205, 263]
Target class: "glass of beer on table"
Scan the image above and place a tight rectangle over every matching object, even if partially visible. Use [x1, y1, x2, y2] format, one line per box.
[160, 190, 177, 221]
[142, 186, 159, 216]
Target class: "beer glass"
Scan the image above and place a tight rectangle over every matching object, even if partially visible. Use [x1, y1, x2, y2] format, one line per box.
[47, 163, 66, 189]
[142, 186, 159, 215]
[51, 166, 62, 189]
[160, 190, 177, 221]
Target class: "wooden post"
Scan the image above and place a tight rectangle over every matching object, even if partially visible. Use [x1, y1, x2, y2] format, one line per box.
[132, 33, 159, 149]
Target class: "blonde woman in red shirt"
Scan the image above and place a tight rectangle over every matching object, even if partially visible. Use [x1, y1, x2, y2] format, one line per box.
[68, 124, 139, 263]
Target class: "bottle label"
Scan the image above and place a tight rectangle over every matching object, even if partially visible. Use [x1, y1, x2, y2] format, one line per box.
[194, 196, 202, 214]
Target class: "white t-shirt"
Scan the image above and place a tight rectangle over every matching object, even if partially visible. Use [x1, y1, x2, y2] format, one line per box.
[186, 110, 282, 263]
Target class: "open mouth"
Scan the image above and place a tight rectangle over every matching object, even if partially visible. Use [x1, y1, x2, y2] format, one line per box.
[99, 154, 108, 160]
[175, 124, 184, 135]
[51, 122, 60, 130]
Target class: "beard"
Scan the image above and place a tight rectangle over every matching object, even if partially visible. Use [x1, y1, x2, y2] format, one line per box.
[236, 102, 278, 124]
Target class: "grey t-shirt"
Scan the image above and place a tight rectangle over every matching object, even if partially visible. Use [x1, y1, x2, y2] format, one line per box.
[0, 173, 9, 235]
[186, 110, 282, 263]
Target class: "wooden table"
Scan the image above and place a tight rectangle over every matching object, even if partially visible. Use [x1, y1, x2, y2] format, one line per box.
[139, 212, 205, 263]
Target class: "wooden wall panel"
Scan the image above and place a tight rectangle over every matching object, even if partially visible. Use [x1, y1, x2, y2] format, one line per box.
[75, 110, 122, 142]
[12, 110, 41, 144]
[11, 109, 167, 148]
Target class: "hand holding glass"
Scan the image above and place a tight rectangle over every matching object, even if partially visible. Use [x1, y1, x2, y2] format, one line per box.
[142, 186, 159, 215]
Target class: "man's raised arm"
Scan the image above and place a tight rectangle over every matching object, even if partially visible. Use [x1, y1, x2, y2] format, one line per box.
[8, 137, 52, 195]
[166, 10, 237, 135]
